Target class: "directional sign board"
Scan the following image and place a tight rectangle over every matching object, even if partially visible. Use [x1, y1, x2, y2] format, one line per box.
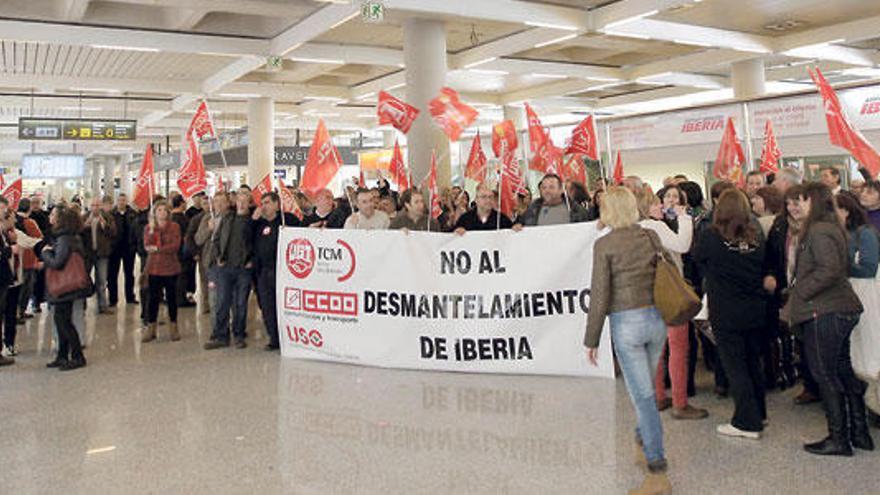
[18, 118, 137, 141]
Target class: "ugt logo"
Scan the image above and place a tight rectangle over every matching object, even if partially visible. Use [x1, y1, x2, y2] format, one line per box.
[286, 238, 315, 279]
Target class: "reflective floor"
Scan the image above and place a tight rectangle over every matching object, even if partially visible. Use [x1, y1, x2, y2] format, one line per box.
[1, 299, 878, 494]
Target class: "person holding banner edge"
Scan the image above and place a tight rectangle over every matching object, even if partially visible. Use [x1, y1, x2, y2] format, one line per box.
[251, 192, 299, 351]
[584, 187, 671, 495]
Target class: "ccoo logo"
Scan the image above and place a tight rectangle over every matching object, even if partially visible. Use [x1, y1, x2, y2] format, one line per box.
[286, 238, 315, 279]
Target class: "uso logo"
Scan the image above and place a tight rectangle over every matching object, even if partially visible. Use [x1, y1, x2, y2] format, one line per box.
[287, 326, 323, 348]
[286, 238, 315, 279]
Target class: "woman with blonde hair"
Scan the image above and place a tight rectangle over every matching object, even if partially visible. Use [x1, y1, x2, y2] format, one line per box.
[635, 189, 707, 420]
[585, 186, 671, 495]
[141, 200, 182, 343]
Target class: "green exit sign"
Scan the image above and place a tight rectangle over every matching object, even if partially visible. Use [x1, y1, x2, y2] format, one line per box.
[361, 1, 384, 23]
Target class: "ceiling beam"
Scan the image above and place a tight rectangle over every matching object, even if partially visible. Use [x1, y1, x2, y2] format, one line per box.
[449, 28, 576, 70]
[106, 0, 310, 19]
[288, 42, 404, 67]
[383, 0, 590, 31]
[0, 73, 200, 94]
[481, 57, 623, 81]
[0, 19, 268, 57]
[600, 19, 773, 53]
[269, 3, 360, 57]
[59, 0, 91, 21]
[626, 48, 757, 79]
[596, 86, 700, 108]
[776, 14, 880, 49]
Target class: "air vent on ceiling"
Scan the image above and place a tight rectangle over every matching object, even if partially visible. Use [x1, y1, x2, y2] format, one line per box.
[764, 20, 806, 32]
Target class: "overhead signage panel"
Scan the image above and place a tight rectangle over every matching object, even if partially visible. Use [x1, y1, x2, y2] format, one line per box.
[18, 118, 137, 141]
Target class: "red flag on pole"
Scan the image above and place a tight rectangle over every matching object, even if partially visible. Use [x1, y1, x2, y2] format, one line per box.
[492, 120, 518, 159]
[252, 173, 272, 205]
[189, 100, 216, 140]
[759, 119, 782, 174]
[215, 173, 225, 194]
[300, 119, 343, 197]
[810, 67, 880, 178]
[465, 132, 488, 182]
[499, 155, 526, 220]
[132, 144, 156, 210]
[177, 133, 208, 199]
[429, 87, 478, 141]
[713, 117, 746, 185]
[2, 178, 22, 211]
[427, 151, 442, 220]
[278, 178, 303, 220]
[524, 103, 547, 153]
[613, 152, 625, 185]
[530, 134, 563, 174]
[560, 154, 585, 185]
[566, 115, 599, 160]
[0, 174, 6, 192]
[390, 140, 409, 190]
[377, 91, 420, 134]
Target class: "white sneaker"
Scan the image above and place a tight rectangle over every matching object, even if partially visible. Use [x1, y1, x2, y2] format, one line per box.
[3, 345, 16, 357]
[716, 423, 761, 440]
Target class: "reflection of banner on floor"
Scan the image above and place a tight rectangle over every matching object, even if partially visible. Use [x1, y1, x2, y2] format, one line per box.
[275, 223, 614, 378]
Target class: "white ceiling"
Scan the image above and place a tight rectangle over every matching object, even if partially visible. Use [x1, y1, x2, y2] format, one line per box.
[0, 0, 877, 163]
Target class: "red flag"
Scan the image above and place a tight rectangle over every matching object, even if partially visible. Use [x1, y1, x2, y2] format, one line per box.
[2, 178, 22, 211]
[429, 87, 478, 141]
[358, 168, 365, 188]
[613, 152, 625, 185]
[810, 68, 880, 178]
[530, 133, 563, 174]
[427, 151, 442, 219]
[566, 115, 599, 160]
[300, 119, 343, 197]
[524, 103, 547, 153]
[377, 91, 420, 134]
[0, 174, 6, 192]
[177, 132, 207, 199]
[390, 140, 409, 190]
[759, 119, 782, 174]
[132, 144, 156, 210]
[278, 178, 303, 220]
[560, 154, 585, 185]
[713, 117, 746, 185]
[492, 120, 518, 159]
[465, 132, 487, 182]
[252, 173, 272, 205]
[189, 100, 216, 140]
[499, 156, 526, 220]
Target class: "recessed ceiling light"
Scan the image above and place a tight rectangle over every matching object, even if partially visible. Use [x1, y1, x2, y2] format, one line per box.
[91, 45, 159, 52]
[534, 34, 578, 49]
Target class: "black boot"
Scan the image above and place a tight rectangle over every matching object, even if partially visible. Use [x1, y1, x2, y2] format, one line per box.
[847, 394, 875, 451]
[805, 390, 853, 456]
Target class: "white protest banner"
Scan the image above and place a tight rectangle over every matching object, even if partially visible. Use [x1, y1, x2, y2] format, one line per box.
[276, 223, 614, 378]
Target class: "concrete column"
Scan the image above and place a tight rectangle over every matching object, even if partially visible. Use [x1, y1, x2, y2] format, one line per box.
[247, 97, 275, 187]
[503, 105, 528, 177]
[90, 160, 101, 198]
[103, 157, 116, 198]
[121, 153, 133, 197]
[404, 18, 450, 187]
[731, 59, 766, 100]
[382, 130, 395, 148]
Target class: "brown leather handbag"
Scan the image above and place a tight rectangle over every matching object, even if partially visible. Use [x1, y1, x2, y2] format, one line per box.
[46, 250, 91, 298]
[643, 229, 702, 325]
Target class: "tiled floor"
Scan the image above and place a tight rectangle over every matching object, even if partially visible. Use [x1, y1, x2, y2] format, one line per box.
[0, 300, 877, 494]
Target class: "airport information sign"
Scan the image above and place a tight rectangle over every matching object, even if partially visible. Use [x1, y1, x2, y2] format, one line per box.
[18, 118, 137, 141]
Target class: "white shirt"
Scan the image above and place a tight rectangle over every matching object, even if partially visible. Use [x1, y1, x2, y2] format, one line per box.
[639, 214, 693, 273]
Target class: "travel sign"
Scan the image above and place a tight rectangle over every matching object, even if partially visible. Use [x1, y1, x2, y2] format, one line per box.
[18, 118, 137, 141]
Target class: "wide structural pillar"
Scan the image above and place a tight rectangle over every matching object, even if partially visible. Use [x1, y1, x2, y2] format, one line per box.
[103, 157, 116, 198]
[404, 18, 450, 187]
[731, 59, 766, 99]
[248, 96, 275, 187]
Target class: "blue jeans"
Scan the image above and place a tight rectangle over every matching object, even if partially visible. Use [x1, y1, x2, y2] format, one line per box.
[210, 266, 252, 342]
[610, 306, 667, 465]
[94, 258, 109, 312]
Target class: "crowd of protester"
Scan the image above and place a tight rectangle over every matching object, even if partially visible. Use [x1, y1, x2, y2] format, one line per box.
[0, 163, 877, 494]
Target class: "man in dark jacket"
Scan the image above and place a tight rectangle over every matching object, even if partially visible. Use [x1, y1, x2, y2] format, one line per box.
[0, 198, 14, 367]
[520, 174, 591, 227]
[108, 193, 139, 307]
[131, 203, 152, 326]
[28, 195, 50, 314]
[251, 192, 300, 351]
[302, 188, 347, 228]
[204, 190, 255, 350]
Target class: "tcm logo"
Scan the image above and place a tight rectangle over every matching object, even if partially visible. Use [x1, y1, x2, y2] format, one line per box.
[286, 326, 323, 348]
[285, 238, 356, 282]
[284, 288, 358, 316]
[680, 117, 724, 133]
[860, 98, 880, 115]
